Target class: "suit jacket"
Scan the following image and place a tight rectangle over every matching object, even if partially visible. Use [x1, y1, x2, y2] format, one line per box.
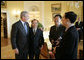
[75, 22, 83, 40]
[29, 28, 44, 53]
[11, 20, 30, 52]
[75, 22, 83, 30]
[49, 24, 65, 47]
[59, 26, 79, 59]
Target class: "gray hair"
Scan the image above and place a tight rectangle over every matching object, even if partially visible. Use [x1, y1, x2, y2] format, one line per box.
[20, 11, 28, 18]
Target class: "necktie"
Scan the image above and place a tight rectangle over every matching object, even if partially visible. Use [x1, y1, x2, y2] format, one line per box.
[56, 27, 58, 31]
[33, 29, 36, 35]
[24, 22, 27, 34]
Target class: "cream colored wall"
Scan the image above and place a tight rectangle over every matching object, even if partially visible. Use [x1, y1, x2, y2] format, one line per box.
[24, 1, 44, 27]
[1, 1, 83, 38]
[44, 1, 68, 30]
[7, 1, 24, 38]
[67, 1, 83, 22]
[44, 1, 83, 30]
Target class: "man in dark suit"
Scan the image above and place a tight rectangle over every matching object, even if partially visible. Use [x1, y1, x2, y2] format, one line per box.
[75, 17, 83, 41]
[59, 11, 79, 59]
[49, 14, 65, 59]
[29, 19, 44, 59]
[11, 11, 30, 59]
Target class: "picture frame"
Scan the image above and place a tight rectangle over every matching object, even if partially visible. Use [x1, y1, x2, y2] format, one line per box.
[1, 1, 7, 8]
[51, 3, 61, 12]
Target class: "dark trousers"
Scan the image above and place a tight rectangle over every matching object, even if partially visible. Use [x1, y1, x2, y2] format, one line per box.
[78, 30, 83, 41]
[55, 47, 60, 59]
[15, 50, 28, 59]
[52, 46, 60, 59]
[29, 49, 40, 59]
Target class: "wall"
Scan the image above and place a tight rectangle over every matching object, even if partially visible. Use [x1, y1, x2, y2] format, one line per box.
[7, 1, 24, 38]
[1, 1, 83, 38]
[24, 1, 44, 27]
[44, 1, 68, 30]
[67, 1, 83, 22]
[44, 1, 83, 30]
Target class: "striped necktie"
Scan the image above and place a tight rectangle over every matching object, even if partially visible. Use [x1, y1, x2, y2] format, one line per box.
[24, 22, 27, 34]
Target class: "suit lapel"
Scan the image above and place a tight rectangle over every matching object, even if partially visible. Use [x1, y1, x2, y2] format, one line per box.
[32, 28, 39, 37]
[31, 28, 35, 36]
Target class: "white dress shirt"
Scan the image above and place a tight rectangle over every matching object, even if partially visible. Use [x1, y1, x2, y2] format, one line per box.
[20, 20, 25, 26]
[33, 28, 37, 34]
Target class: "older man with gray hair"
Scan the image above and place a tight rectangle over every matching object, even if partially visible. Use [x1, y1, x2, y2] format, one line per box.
[11, 11, 30, 59]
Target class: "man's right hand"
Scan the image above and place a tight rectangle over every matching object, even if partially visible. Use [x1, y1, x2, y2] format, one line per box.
[14, 48, 19, 54]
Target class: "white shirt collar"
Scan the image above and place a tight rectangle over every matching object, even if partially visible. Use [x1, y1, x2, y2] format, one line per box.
[33, 28, 37, 32]
[65, 24, 74, 32]
[20, 20, 25, 26]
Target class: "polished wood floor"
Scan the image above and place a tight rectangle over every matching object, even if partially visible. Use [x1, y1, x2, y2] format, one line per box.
[1, 37, 83, 59]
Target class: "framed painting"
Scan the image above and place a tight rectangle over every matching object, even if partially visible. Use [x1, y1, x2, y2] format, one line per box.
[51, 3, 61, 12]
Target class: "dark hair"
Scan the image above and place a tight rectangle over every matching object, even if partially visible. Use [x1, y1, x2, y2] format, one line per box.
[54, 14, 62, 19]
[65, 11, 77, 23]
[31, 19, 39, 23]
